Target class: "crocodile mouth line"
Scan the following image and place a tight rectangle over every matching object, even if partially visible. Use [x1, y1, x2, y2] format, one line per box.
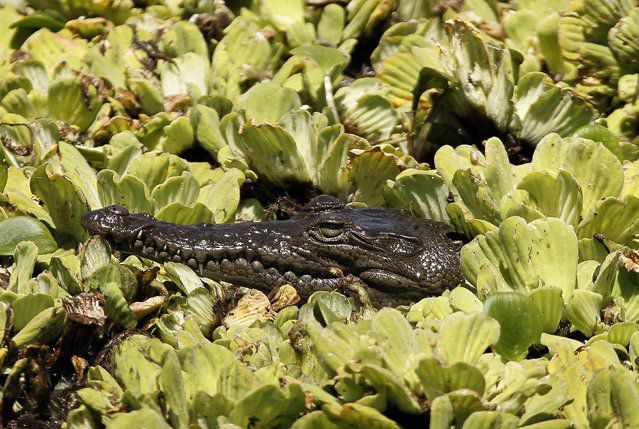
[102, 228, 336, 285]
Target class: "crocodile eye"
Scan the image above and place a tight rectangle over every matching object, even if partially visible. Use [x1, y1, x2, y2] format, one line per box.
[319, 221, 344, 238]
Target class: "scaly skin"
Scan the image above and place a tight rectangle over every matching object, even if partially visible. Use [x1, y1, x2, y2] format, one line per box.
[81, 195, 463, 307]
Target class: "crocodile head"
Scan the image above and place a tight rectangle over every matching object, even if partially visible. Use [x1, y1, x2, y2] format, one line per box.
[82, 195, 463, 306]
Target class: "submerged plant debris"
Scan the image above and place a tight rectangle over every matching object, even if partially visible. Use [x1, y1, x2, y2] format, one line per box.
[0, 0, 638, 427]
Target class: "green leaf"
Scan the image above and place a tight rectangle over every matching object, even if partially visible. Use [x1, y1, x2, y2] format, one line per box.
[12, 305, 66, 347]
[529, 287, 565, 334]
[84, 25, 137, 89]
[587, 367, 639, 428]
[102, 281, 137, 329]
[151, 172, 200, 211]
[97, 170, 153, 214]
[571, 124, 624, 162]
[437, 312, 500, 365]
[566, 289, 603, 336]
[323, 403, 402, 429]
[290, 45, 350, 78]
[514, 170, 583, 228]
[356, 364, 422, 413]
[461, 411, 519, 429]
[30, 164, 89, 242]
[291, 411, 341, 429]
[164, 262, 204, 295]
[160, 53, 210, 97]
[160, 21, 208, 58]
[193, 104, 227, 156]
[210, 18, 278, 98]
[85, 263, 137, 301]
[0, 166, 6, 195]
[350, 147, 404, 206]
[447, 20, 515, 131]
[8, 241, 38, 294]
[484, 292, 543, 361]
[315, 131, 368, 198]
[512, 74, 594, 144]
[238, 121, 311, 187]
[4, 167, 52, 224]
[128, 78, 164, 115]
[334, 78, 399, 142]
[160, 116, 194, 155]
[236, 82, 302, 124]
[308, 322, 357, 375]
[228, 384, 306, 428]
[80, 236, 111, 281]
[578, 196, 639, 247]
[11, 293, 54, 331]
[197, 168, 244, 223]
[416, 358, 485, 401]
[155, 203, 213, 224]
[47, 77, 102, 132]
[317, 5, 345, 46]
[158, 354, 189, 429]
[48, 142, 99, 210]
[127, 152, 189, 192]
[453, 169, 502, 226]
[449, 287, 483, 313]
[530, 134, 623, 213]
[177, 343, 258, 402]
[0, 216, 57, 255]
[383, 169, 451, 223]
[369, 308, 417, 377]
[608, 322, 638, 346]
[308, 291, 353, 324]
[23, 28, 88, 78]
[186, 288, 221, 336]
[614, 250, 639, 322]
[484, 137, 516, 203]
[462, 217, 578, 297]
[102, 133, 141, 176]
[107, 409, 172, 429]
[50, 255, 82, 295]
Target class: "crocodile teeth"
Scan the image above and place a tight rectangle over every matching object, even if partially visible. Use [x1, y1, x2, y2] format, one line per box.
[198, 262, 204, 275]
[244, 249, 256, 261]
[267, 267, 279, 276]
[136, 230, 144, 240]
[181, 249, 194, 260]
[195, 250, 207, 264]
[284, 271, 297, 281]
[235, 258, 249, 268]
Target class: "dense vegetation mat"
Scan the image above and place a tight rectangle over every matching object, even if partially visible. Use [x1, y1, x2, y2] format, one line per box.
[0, 0, 638, 427]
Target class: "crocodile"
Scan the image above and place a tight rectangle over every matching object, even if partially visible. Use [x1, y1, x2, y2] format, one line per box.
[81, 195, 464, 307]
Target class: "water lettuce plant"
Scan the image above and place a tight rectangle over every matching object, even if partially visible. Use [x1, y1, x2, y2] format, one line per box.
[0, 0, 637, 428]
